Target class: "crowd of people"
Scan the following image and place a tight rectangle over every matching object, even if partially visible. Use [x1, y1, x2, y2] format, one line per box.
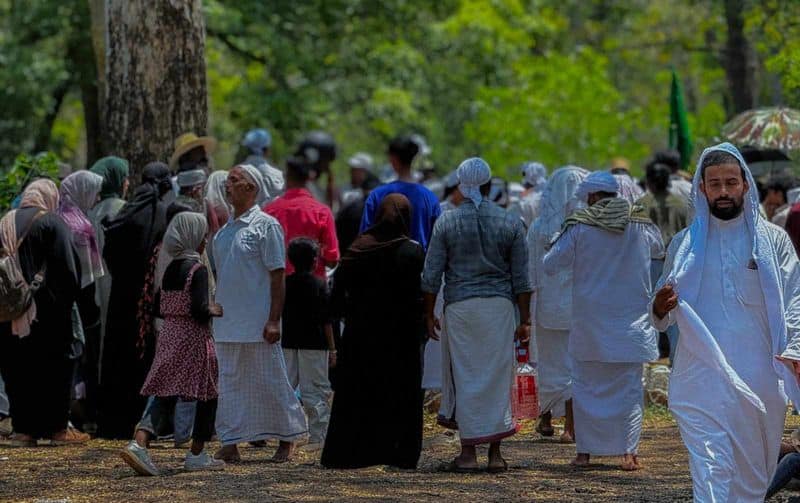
[2, 129, 800, 501]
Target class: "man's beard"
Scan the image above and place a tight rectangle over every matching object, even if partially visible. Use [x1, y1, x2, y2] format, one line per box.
[708, 196, 744, 220]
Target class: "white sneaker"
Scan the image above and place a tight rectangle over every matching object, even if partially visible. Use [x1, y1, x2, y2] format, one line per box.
[185, 450, 225, 472]
[120, 441, 160, 476]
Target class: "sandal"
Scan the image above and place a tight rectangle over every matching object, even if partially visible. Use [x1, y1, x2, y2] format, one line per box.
[487, 459, 509, 473]
[438, 459, 481, 474]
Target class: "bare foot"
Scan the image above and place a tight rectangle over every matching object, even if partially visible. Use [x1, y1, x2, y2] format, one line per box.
[621, 453, 641, 471]
[559, 431, 574, 444]
[271, 441, 294, 463]
[570, 453, 590, 467]
[214, 444, 241, 463]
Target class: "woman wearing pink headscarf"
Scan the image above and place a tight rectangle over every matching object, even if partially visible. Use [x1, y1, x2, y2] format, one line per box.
[58, 171, 105, 433]
[0, 179, 84, 446]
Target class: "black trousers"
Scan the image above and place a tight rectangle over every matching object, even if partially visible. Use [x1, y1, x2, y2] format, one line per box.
[0, 331, 72, 438]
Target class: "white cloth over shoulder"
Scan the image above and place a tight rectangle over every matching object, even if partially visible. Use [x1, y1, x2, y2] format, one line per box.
[651, 142, 800, 502]
[528, 166, 588, 329]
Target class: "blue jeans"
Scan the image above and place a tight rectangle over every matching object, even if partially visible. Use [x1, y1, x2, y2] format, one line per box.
[767, 452, 800, 499]
[137, 396, 199, 442]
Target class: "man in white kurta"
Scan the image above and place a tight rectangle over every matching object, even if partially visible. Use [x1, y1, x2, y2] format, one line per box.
[543, 171, 662, 470]
[527, 166, 588, 442]
[651, 142, 800, 502]
[213, 165, 307, 463]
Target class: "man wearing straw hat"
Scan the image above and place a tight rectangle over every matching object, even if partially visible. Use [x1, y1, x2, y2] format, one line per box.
[169, 132, 217, 174]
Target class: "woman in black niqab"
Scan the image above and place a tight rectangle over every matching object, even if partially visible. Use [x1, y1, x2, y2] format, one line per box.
[321, 194, 425, 469]
[97, 162, 173, 439]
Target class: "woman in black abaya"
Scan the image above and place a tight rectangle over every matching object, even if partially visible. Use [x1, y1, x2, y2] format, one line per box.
[321, 194, 425, 469]
[97, 162, 173, 439]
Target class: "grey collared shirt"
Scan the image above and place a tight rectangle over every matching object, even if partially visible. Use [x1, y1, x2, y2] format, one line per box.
[213, 205, 285, 343]
[422, 200, 531, 305]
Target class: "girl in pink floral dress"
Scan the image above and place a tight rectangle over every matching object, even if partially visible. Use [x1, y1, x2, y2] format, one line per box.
[120, 213, 224, 476]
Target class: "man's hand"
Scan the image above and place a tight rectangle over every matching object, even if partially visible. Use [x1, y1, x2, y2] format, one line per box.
[328, 351, 338, 368]
[515, 323, 531, 343]
[776, 356, 800, 385]
[263, 320, 281, 344]
[653, 284, 678, 319]
[426, 315, 441, 341]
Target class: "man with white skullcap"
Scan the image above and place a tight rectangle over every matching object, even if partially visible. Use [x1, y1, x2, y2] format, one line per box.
[212, 164, 308, 463]
[422, 158, 532, 473]
[543, 170, 663, 471]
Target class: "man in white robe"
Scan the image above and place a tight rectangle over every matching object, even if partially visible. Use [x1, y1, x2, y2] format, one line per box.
[651, 142, 800, 502]
[213, 165, 308, 463]
[422, 158, 532, 473]
[527, 166, 588, 442]
[543, 171, 662, 470]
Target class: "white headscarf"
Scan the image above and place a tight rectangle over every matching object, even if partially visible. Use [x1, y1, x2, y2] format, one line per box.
[236, 163, 268, 206]
[614, 174, 645, 204]
[664, 141, 800, 409]
[533, 166, 590, 241]
[204, 171, 230, 214]
[575, 170, 619, 202]
[60, 171, 104, 213]
[457, 157, 492, 207]
[162, 212, 208, 263]
[522, 162, 548, 191]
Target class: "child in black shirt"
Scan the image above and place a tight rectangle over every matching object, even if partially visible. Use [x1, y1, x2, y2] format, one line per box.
[282, 238, 335, 446]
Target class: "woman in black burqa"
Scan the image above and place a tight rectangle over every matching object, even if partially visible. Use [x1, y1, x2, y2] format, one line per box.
[98, 162, 173, 439]
[321, 193, 425, 469]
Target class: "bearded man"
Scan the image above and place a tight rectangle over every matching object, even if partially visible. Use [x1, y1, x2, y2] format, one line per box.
[652, 143, 800, 502]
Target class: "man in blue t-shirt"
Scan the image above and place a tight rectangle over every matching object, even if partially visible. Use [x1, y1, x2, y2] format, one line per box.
[359, 135, 441, 250]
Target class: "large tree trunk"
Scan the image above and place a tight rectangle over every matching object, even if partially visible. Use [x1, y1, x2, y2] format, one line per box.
[722, 0, 758, 116]
[103, 0, 208, 183]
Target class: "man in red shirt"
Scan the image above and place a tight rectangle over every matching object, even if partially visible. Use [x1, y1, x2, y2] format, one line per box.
[264, 157, 340, 278]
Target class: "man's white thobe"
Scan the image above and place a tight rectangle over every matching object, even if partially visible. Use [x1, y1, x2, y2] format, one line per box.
[654, 215, 788, 502]
[543, 210, 662, 456]
[651, 142, 800, 502]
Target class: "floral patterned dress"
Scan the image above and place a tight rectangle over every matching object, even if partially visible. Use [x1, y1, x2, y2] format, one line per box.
[140, 262, 218, 401]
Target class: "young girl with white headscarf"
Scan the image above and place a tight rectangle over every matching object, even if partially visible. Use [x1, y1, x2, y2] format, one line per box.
[122, 212, 224, 475]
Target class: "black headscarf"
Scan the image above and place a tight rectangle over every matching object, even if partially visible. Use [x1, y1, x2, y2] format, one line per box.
[103, 162, 172, 271]
[346, 193, 412, 258]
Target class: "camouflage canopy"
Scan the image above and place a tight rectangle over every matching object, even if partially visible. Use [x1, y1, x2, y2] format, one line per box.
[721, 107, 800, 151]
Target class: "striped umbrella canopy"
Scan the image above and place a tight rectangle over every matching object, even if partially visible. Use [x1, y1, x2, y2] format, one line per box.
[721, 107, 800, 151]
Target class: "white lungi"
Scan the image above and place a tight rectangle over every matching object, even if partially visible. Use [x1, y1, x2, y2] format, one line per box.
[216, 341, 308, 445]
[439, 296, 517, 445]
[535, 322, 571, 417]
[572, 361, 643, 456]
[284, 349, 332, 444]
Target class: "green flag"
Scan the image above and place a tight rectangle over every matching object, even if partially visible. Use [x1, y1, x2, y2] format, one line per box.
[669, 69, 693, 170]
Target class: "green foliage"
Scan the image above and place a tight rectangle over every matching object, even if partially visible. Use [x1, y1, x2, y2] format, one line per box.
[1, 0, 799, 183]
[0, 152, 60, 212]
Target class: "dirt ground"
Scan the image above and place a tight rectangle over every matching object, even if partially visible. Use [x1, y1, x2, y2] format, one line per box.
[2, 409, 800, 502]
